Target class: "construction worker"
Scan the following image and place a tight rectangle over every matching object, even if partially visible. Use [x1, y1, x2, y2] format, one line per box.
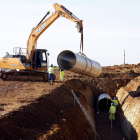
[59, 69, 64, 81]
[48, 64, 58, 85]
[112, 97, 118, 111]
[109, 103, 116, 124]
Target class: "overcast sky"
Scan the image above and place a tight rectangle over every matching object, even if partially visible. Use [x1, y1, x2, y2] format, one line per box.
[0, 0, 140, 66]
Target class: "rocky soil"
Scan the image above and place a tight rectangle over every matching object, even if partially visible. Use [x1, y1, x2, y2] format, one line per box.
[116, 76, 140, 140]
[0, 63, 140, 140]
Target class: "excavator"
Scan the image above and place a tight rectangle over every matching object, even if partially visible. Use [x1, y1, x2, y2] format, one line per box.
[0, 3, 83, 81]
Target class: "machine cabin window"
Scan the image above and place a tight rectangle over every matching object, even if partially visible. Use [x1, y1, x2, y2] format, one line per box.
[42, 52, 47, 62]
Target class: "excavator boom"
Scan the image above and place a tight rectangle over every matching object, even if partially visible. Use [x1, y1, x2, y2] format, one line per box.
[27, 3, 83, 63]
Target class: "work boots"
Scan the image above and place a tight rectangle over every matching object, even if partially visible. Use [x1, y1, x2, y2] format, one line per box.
[113, 120, 115, 124]
[49, 80, 53, 85]
[108, 120, 115, 124]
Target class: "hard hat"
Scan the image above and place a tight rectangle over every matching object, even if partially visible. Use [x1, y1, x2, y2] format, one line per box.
[111, 103, 114, 106]
[51, 64, 53, 67]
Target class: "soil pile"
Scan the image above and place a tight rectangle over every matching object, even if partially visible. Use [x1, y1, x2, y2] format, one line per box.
[0, 64, 140, 140]
[116, 76, 140, 140]
[0, 79, 96, 140]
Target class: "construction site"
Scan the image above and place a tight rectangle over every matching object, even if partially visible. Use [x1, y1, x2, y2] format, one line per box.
[0, 2, 140, 140]
[0, 64, 140, 140]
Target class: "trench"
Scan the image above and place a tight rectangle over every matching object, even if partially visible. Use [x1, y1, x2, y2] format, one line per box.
[0, 65, 140, 140]
[0, 77, 131, 140]
[89, 79, 129, 140]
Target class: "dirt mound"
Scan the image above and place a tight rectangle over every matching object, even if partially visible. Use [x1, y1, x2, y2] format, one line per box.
[116, 76, 140, 140]
[0, 79, 96, 140]
[136, 63, 140, 66]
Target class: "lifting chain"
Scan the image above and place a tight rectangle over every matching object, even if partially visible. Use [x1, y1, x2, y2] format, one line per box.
[78, 28, 88, 58]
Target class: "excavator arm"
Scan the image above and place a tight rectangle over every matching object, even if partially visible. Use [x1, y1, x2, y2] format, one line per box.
[26, 3, 83, 63]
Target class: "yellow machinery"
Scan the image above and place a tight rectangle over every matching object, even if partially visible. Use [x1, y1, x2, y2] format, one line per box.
[0, 3, 83, 81]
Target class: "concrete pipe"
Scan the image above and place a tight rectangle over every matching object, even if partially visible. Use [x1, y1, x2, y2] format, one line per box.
[57, 50, 102, 78]
[97, 93, 111, 114]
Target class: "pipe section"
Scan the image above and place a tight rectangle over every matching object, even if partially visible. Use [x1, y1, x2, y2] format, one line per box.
[97, 93, 111, 114]
[57, 50, 102, 78]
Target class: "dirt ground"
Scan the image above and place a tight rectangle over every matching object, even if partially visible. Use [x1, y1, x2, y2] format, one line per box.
[95, 113, 128, 140]
[0, 63, 140, 140]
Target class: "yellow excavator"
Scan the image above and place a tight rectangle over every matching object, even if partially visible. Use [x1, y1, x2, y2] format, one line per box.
[0, 3, 83, 81]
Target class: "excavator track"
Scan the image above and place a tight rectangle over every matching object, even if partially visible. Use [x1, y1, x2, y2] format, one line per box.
[0, 71, 55, 82]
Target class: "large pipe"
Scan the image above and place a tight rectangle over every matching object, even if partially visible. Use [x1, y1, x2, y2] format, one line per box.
[57, 50, 102, 78]
[97, 93, 111, 114]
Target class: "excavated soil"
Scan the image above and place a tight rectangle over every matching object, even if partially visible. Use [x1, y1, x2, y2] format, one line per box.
[116, 76, 140, 140]
[0, 64, 140, 140]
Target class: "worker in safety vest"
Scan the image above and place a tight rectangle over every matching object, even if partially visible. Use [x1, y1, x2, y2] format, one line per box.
[112, 97, 118, 111]
[109, 103, 116, 124]
[59, 69, 64, 81]
[48, 64, 58, 85]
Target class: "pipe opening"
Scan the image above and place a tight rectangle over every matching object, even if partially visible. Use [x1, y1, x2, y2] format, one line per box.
[97, 94, 111, 114]
[57, 51, 76, 70]
[98, 98, 111, 114]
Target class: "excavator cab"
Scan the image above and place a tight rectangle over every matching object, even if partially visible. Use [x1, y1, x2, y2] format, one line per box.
[3, 47, 48, 70]
[32, 49, 48, 69]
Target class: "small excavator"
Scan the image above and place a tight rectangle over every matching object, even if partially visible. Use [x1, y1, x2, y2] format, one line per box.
[0, 3, 83, 81]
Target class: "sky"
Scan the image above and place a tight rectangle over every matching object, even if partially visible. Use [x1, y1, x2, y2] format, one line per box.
[0, 0, 140, 66]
